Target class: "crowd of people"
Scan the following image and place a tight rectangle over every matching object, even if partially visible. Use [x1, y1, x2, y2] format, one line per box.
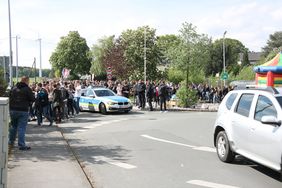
[7, 76, 232, 151]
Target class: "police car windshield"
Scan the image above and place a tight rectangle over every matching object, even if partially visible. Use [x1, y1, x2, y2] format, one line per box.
[94, 89, 115, 97]
[275, 96, 282, 108]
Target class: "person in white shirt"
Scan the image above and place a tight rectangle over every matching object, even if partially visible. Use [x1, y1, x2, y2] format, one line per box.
[74, 80, 81, 114]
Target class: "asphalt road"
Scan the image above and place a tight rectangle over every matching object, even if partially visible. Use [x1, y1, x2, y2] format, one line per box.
[59, 111, 282, 188]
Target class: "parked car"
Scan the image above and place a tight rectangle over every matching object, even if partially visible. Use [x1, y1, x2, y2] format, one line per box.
[79, 87, 132, 114]
[213, 87, 282, 178]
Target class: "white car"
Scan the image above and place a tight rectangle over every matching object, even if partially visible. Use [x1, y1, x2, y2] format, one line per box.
[213, 87, 282, 178]
[79, 87, 132, 114]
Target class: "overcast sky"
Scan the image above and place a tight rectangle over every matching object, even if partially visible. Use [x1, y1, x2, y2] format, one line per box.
[0, 0, 281, 69]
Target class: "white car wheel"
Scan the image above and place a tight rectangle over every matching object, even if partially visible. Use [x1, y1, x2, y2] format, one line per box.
[216, 131, 235, 163]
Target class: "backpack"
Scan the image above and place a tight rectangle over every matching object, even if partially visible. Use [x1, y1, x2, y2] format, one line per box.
[37, 89, 49, 107]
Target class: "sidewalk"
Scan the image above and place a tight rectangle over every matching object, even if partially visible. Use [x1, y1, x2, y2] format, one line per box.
[7, 122, 92, 188]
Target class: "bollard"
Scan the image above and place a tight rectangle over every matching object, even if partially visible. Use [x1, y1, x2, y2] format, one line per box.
[0, 97, 9, 188]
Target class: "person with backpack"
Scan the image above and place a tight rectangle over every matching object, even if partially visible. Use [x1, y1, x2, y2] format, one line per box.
[35, 83, 53, 126]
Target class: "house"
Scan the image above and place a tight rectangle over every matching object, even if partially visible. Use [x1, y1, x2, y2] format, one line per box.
[248, 52, 262, 65]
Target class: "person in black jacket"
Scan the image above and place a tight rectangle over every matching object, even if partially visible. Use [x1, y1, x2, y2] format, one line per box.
[9, 76, 35, 150]
[158, 80, 168, 112]
[146, 80, 154, 111]
[137, 80, 146, 109]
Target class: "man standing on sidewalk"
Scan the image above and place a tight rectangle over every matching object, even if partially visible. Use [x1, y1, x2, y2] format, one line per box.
[9, 76, 35, 150]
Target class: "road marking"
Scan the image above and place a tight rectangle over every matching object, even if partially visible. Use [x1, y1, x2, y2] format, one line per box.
[91, 118, 129, 128]
[141, 134, 195, 148]
[193, 146, 216, 153]
[141, 134, 215, 153]
[187, 180, 240, 188]
[73, 118, 130, 132]
[93, 156, 137, 169]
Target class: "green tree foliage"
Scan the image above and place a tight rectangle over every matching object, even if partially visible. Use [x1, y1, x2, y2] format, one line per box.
[208, 38, 249, 76]
[167, 67, 185, 84]
[176, 82, 198, 107]
[50, 31, 91, 79]
[120, 26, 161, 80]
[165, 22, 211, 85]
[0, 67, 7, 96]
[233, 65, 256, 81]
[156, 34, 181, 65]
[90, 36, 115, 78]
[262, 31, 282, 57]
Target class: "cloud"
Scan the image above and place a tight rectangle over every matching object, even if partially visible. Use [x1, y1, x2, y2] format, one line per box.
[194, 1, 282, 51]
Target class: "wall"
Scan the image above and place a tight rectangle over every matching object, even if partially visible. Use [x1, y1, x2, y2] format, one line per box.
[0, 98, 9, 188]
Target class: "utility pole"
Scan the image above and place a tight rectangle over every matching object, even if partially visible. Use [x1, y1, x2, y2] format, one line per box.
[33, 57, 37, 83]
[2, 56, 5, 80]
[8, 0, 13, 86]
[223, 31, 227, 87]
[144, 28, 147, 84]
[38, 38, 42, 77]
[15, 35, 20, 83]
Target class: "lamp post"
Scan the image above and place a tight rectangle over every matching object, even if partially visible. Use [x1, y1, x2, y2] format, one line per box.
[144, 27, 147, 84]
[15, 35, 20, 83]
[223, 31, 227, 87]
[8, 0, 13, 86]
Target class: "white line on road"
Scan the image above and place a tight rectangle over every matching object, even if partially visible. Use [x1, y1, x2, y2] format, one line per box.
[193, 146, 216, 153]
[141, 134, 215, 153]
[74, 118, 130, 132]
[141, 134, 195, 148]
[93, 156, 137, 169]
[187, 180, 240, 188]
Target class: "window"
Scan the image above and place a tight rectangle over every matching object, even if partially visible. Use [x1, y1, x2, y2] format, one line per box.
[235, 94, 254, 117]
[94, 89, 115, 97]
[225, 93, 238, 110]
[86, 89, 94, 97]
[254, 95, 277, 121]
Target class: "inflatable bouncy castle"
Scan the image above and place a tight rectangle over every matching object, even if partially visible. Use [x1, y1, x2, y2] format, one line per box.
[254, 52, 282, 87]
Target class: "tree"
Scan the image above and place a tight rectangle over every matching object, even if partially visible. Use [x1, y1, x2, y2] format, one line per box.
[208, 38, 248, 76]
[156, 34, 181, 65]
[90, 36, 115, 78]
[50, 31, 91, 79]
[0, 67, 7, 96]
[103, 38, 129, 80]
[262, 31, 282, 57]
[120, 26, 161, 80]
[168, 22, 211, 85]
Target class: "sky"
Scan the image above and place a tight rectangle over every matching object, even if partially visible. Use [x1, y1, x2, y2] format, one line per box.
[0, 0, 281, 69]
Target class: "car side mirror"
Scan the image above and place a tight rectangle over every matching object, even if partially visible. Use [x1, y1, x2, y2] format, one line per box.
[81, 93, 85, 97]
[261, 115, 281, 126]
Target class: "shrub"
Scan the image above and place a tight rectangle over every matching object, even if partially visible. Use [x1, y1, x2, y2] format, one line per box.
[176, 83, 198, 107]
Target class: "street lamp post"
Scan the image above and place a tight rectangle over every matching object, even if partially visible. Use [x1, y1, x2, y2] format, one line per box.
[223, 31, 227, 87]
[8, 0, 13, 86]
[38, 38, 42, 77]
[15, 35, 20, 83]
[144, 28, 147, 84]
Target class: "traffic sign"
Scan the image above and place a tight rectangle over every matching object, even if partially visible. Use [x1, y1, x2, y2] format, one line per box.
[221, 72, 229, 80]
[107, 66, 112, 74]
[107, 74, 112, 80]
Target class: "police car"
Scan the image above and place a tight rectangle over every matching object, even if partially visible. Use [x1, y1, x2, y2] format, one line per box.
[79, 87, 132, 114]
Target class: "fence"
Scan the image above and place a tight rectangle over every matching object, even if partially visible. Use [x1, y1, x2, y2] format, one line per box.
[0, 97, 9, 188]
